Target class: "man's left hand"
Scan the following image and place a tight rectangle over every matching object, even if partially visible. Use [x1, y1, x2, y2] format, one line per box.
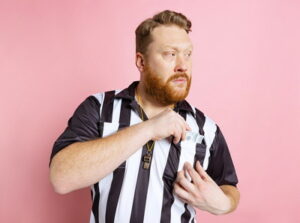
[173, 161, 232, 215]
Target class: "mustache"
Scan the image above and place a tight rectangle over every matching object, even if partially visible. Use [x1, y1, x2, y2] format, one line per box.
[168, 73, 189, 82]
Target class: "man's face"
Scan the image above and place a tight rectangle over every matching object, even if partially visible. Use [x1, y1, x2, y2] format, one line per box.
[142, 25, 193, 106]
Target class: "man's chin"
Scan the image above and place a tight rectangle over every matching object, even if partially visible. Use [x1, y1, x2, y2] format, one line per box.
[168, 85, 188, 95]
[167, 91, 189, 102]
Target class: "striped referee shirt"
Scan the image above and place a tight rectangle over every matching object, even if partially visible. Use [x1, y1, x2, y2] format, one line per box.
[50, 81, 238, 223]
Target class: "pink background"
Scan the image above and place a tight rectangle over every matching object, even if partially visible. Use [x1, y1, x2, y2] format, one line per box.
[1, 0, 299, 222]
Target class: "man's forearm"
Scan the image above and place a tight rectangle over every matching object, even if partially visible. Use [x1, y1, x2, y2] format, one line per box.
[219, 185, 240, 214]
[50, 120, 153, 194]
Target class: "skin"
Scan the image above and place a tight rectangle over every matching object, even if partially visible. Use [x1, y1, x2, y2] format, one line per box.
[136, 25, 193, 118]
[174, 162, 240, 215]
[49, 24, 240, 215]
[136, 25, 240, 215]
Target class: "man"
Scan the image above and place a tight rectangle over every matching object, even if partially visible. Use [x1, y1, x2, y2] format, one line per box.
[49, 10, 240, 223]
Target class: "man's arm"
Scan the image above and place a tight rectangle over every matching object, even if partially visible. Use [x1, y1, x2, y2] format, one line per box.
[219, 185, 240, 214]
[50, 108, 190, 194]
[50, 121, 152, 194]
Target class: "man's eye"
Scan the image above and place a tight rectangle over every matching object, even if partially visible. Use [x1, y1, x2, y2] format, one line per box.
[164, 52, 176, 57]
[185, 52, 192, 57]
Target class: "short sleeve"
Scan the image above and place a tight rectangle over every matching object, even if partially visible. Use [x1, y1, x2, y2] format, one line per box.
[49, 96, 101, 165]
[206, 125, 239, 187]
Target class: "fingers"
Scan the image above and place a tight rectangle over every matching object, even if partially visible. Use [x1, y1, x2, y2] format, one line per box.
[173, 183, 191, 203]
[177, 113, 191, 131]
[172, 120, 186, 144]
[180, 121, 187, 143]
[186, 124, 192, 131]
[172, 113, 191, 144]
[181, 122, 187, 141]
[195, 161, 210, 181]
[153, 108, 191, 143]
[175, 171, 195, 193]
[183, 162, 205, 185]
[177, 114, 191, 131]
[172, 121, 183, 144]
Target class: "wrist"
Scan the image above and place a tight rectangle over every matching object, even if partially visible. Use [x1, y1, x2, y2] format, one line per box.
[214, 195, 232, 215]
[140, 119, 155, 141]
[202, 194, 232, 216]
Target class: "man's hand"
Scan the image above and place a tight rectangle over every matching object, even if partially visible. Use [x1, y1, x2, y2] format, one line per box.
[147, 108, 191, 144]
[173, 161, 237, 215]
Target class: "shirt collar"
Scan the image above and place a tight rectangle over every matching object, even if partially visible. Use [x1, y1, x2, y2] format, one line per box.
[115, 81, 138, 100]
[115, 81, 195, 116]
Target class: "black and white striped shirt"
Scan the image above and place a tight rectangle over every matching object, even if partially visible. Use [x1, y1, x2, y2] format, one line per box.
[50, 81, 238, 223]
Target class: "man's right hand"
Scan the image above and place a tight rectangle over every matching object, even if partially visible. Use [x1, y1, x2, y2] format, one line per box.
[50, 107, 191, 194]
[147, 108, 191, 144]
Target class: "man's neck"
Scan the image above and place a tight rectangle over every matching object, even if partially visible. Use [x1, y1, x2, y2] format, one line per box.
[136, 82, 175, 119]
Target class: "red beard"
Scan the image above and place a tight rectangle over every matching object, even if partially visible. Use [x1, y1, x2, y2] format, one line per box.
[143, 65, 191, 106]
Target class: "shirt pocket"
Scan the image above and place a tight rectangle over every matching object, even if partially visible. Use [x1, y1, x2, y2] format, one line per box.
[180, 140, 207, 166]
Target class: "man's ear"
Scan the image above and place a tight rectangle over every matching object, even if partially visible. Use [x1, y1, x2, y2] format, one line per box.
[136, 52, 146, 72]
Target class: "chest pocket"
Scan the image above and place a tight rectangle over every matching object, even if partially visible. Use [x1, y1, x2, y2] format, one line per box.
[180, 138, 207, 167]
[162, 136, 207, 187]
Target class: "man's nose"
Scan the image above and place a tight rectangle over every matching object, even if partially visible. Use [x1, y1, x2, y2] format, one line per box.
[174, 55, 188, 73]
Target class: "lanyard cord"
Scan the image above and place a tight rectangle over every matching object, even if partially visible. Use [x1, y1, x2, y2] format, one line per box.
[135, 89, 155, 153]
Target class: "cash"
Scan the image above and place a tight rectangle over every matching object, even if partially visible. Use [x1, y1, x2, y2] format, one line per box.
[186, 131, 204, 144]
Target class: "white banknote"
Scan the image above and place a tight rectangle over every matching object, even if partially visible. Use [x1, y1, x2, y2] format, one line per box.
[185, 131, 204, 144]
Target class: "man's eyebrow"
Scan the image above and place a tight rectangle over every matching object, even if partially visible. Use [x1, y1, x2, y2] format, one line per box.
[161, 44, 193, 51]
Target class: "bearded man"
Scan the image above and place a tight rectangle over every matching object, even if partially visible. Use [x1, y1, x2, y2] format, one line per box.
[49, 10, 240, 223]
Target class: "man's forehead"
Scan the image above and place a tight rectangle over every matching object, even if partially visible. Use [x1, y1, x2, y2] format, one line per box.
[150, 26, 193, 50]
[150, 41, 193, 52]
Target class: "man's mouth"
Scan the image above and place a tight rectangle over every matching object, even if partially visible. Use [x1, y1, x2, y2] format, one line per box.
[172, 77, 187, 83]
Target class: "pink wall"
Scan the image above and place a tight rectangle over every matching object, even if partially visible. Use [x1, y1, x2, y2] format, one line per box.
[1, 0, 299, 222]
